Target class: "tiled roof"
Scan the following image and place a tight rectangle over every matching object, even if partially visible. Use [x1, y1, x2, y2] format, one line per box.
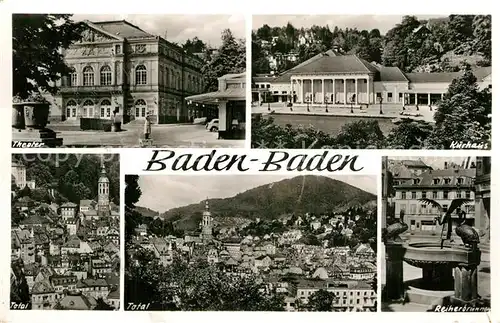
[32, 280, 55, 294]
[376, 66, 409, 82]
[79, 200, 94, 207]
[76, 278, 108, 288]
[21, 214, 50, 225]
[58, 293, 95, 310]
[290, 55, 379, 75]
[61, 202, 77, 208]
[91, 20, 153, 39]
[253, 76, 275, 83]
[401, 159, 431, 168]
[405, 67, 491, 83]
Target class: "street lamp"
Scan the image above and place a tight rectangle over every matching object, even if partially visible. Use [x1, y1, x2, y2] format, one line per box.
[350, 96, 354, 114]
[378, 96, 383, 114]
[306, 96, 310, 112]
[325, 95, 329, 113]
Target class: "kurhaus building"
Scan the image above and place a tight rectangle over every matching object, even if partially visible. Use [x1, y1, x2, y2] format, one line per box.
[49, 20, 204, 124]
[252, 50, 491, 106]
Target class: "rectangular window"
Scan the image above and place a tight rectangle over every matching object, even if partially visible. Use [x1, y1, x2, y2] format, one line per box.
[432, 191, 438, 199]
[466, 191, 471, 199]
[387, 92, 393, 102]
[410, 204, 416, 214]
[401, 191, 406, 199]
[142, 107, 146, 117]
[115, 45, 121, 54]
[442, 204, 448, 212]
[376, 92, 382, 98]
[71, 73, 77, 86]
[443, 191, 448, 199]
[83, 108, 87, 117]
[411, 192, 417, 199]
[398, 93, 403, 102]
[106, 108, 111, 117]
[101, 108, 105, 118]
[422, 191, 427, 199]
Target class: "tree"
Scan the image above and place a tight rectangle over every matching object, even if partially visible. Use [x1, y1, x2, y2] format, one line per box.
[125, 175, 142, 208]
[12, 14, 84, 98]
[94, 297, 115, 310]
[18, 185, 32, 198]
[308, 289, 336, 311]
[10, 260, 31, 307]
[183, 37, 207, 55]
[426, 66, 491, 148]
[386, 120, 433, 149]
[26, 163, 53, 187]
[201, 29, 245, 92]
[335, 120, 386, 148]
[472, 15, 491, 61]
[256, 24, 272, 42]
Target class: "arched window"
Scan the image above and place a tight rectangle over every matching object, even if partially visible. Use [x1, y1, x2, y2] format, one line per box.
[135, 65, 147, 85]
[69, 68, 77, 86]
[83, 66, 94, 86]
[165, 68, 169, 87]
[135, 99, 147, 118]
[83, 99, 94, 118]
[66, 100, 77, 118]
[100, 99, 112, 118]
[100, 66, 112, 85]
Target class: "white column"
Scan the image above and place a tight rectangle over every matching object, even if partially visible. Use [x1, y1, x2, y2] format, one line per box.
[333, 79, 336, 104]
[344, 79, 347, 104]
[219, 101, 227, 131]
[428, 93, 431, 105]
[310, 79, 314, 103]
[290, 79, 293, 103]
[441, 93, 444, 100]
[321, 79, 325, 103]
[355, 79, 358, 104]
[415, 93, 418, 105]
[367, 77, 370, 104]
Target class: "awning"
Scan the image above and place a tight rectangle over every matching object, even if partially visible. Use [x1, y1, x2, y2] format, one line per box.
[185, 87, 245, 104]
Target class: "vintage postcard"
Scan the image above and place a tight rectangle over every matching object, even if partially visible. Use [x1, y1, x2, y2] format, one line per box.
[381, 156, 490, 312]
[10, 154, 121, 310]
[251, 15, 491, 150]
[124, 174, 377, 311]
[11, 14, 246, 148]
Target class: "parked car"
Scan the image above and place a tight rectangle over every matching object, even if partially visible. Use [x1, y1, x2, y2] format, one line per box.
[206, 119, 219, 132]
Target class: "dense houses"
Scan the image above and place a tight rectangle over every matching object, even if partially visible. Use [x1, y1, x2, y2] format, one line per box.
[129, 199, 377, 311]
[11, 163, 120, 310]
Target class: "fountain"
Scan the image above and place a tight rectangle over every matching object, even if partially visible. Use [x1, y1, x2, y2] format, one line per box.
[384, 214, 482, 309]
[12, 93, 63, 147]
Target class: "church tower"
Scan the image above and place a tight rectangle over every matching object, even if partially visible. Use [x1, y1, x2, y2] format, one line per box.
[97, 162, 110, 215]
[201, 198, 213, 242]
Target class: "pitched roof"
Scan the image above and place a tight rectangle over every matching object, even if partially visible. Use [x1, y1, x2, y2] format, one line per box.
[61, 202, 77, 208]
[405, 67, 491, 83]
[57, 293, 95, 310]
[291, 55, 379, 75]
[21, 214, 51, 225]
[32, 280, 55, 294]
[91, 20, 153, 39]
[376, 66, 409, 82]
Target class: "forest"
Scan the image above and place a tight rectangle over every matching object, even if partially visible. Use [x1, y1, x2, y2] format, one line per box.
[252, 15, 491, 75]
[12, 154, 120, 205]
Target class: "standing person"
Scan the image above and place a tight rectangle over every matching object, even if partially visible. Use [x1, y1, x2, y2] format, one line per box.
[144, 113, 152, 140]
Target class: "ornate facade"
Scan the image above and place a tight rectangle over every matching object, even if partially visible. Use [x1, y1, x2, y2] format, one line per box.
[50, 20, 203, 124]
[252, 51, 492, 106]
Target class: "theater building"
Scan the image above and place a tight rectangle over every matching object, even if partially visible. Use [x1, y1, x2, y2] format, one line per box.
[252, 50, 491, 106]
[49, 19, 204, 124]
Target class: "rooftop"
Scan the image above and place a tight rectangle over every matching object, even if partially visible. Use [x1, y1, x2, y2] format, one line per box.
[90, 20, 153, 39]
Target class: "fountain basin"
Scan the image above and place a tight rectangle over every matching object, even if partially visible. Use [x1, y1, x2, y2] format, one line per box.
[403, 242, 480, 268]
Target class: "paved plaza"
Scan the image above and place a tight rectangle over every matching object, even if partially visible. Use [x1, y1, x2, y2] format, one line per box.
[12, 123, 245, 148]
[252, 102, 436, 123]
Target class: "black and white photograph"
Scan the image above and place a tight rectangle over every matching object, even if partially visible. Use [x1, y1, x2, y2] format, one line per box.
[12, 14, 246, 148]
[381, 156, 491, 311]
[124, 174, 377, 311]
[251, 15, 491, 149]
[10, 154, 121, 310]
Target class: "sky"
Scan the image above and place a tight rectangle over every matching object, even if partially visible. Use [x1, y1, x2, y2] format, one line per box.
[252, 15, 446, 34]
[389, 156, 476, 170]
[136, 174, 376, 213]
[72, 14, 245, 47]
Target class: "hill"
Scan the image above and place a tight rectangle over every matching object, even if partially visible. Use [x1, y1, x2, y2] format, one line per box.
[135, 206, 160, 218]
[161, 175, 376, 231]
